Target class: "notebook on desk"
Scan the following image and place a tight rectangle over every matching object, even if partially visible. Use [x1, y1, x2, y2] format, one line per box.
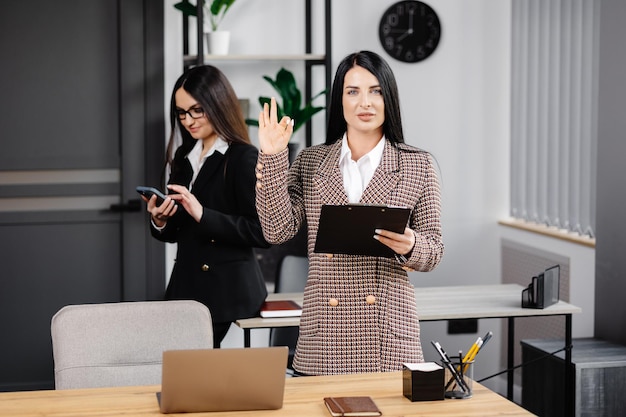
[157, 346, 289, 414]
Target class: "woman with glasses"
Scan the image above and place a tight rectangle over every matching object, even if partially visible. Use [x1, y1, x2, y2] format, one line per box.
[141, 65, 269, 348]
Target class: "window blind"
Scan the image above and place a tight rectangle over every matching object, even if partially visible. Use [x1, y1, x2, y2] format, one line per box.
[510, 0, 598, 237]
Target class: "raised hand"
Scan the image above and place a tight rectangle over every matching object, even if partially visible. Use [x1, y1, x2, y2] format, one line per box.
[258, 97, 294, 155]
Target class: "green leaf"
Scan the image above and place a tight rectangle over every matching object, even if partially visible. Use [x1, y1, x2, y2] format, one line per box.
[293, 105, 325, 132]
[274, 69, 301, 116]
[209, 0, 235, 17]
[209, 0, 235, 30]
[245, 68, 327, 136]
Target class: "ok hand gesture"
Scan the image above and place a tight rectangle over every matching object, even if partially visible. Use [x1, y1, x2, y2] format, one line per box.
[258, 97, 294, 155]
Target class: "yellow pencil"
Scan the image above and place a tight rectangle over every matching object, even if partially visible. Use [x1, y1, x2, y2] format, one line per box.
[455, 337, 481, 375]
[462, 337, 481, 364]
[461, 339, 483, 374]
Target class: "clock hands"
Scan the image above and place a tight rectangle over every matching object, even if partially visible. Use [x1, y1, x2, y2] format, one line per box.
[397, 32, 409, 42]
[396, 10, 415, 42]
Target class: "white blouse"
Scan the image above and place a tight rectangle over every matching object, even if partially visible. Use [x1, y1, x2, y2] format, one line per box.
[338, 134, 385, 203]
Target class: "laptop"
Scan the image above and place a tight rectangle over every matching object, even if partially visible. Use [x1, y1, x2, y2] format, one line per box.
[157, 346, 289, 414]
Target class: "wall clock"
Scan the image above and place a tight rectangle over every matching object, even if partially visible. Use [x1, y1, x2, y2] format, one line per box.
[378, 0, 441, 63]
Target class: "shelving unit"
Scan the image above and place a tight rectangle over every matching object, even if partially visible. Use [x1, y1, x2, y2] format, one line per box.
[184, 54, 326, 62]
[182, 0, 332, 148]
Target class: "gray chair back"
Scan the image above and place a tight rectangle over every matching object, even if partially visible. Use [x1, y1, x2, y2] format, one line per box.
[51, 300, 213, 389]
[275, 255, 309, 293]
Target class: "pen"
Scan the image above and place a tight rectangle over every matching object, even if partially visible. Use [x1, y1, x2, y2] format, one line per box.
[431, 341, 457, 385]
[434, 341, 452, 363]
[480, 331, 493, 351]
[432, 341, 470, 393]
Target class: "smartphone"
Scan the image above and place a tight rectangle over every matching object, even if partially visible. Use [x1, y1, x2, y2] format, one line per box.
[136, 186, 169, 205]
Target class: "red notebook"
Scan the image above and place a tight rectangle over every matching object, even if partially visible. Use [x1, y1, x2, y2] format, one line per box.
[259, 300, 302, 318]
[323, 396, 382, 417]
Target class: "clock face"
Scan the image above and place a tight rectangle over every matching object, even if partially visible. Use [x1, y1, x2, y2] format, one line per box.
[379, 1, 441, 63]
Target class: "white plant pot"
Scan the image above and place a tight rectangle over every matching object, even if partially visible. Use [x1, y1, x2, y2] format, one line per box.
[204, 31, 230, 55]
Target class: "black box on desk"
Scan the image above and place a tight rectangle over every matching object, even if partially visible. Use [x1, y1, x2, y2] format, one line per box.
[402, 362, 445, 401]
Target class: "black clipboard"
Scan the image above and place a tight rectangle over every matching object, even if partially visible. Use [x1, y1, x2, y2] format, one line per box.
[314, 204, 411, 257]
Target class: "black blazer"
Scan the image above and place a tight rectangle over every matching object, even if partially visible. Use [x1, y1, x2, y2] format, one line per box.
[151, 142, 269, 323]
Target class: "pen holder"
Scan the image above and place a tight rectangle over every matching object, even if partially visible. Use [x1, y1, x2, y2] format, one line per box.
[443, 358, 473, 399]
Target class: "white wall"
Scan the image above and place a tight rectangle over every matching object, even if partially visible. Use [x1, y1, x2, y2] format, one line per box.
[163, 0, 595, 397]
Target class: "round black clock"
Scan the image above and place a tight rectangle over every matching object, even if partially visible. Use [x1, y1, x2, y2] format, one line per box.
[378, 1, 441, 63]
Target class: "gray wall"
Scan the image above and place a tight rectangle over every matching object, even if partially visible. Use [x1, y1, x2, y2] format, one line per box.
[0, 0, 165, 391]
[595, 0, 626, 344]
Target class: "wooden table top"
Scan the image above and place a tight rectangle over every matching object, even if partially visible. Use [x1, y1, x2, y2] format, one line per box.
[0, 371, 533, 416]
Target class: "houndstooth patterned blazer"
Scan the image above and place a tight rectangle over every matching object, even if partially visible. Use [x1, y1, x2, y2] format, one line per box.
[255, 139, 444, 375]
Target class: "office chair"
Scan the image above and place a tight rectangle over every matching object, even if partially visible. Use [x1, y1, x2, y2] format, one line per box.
[51, 300, 213, 389]
[270, 255, 309, 371]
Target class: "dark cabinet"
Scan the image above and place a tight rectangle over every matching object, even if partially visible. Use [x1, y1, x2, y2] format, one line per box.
[521, 338, 626, 417]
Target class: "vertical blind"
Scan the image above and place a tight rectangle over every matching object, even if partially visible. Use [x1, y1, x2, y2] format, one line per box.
[510, 0, 598, 237]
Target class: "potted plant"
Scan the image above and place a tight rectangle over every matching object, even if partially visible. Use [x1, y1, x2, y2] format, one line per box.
[174, 0, 235, 55]
[246, 67, 327, 141]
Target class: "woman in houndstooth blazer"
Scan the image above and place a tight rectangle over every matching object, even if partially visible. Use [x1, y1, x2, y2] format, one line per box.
[255, 51, 444, 375]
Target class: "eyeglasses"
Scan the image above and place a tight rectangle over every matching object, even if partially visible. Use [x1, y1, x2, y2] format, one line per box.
[176, 106, 205, 120]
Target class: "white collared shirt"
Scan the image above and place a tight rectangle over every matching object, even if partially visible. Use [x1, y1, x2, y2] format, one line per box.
[186, 137, 229, 189]
[339, 134, 385, 203]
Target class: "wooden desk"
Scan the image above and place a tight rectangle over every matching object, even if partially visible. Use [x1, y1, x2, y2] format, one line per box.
[237, 284, 581, 415]
[0, 371, 532, 416]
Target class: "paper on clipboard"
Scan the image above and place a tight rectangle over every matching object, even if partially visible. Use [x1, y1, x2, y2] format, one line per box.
[314, 204, 411, 257]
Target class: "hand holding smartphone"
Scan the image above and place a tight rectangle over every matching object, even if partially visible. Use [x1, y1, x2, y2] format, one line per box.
[136, 186, 169, 205]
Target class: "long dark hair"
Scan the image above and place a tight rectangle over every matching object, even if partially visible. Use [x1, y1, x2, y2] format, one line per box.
[325, 50, 404, 145]
[165, 65, 250, 165]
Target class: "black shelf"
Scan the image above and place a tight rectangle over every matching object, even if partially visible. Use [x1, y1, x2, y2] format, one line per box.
[184, 0, 331, 148]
